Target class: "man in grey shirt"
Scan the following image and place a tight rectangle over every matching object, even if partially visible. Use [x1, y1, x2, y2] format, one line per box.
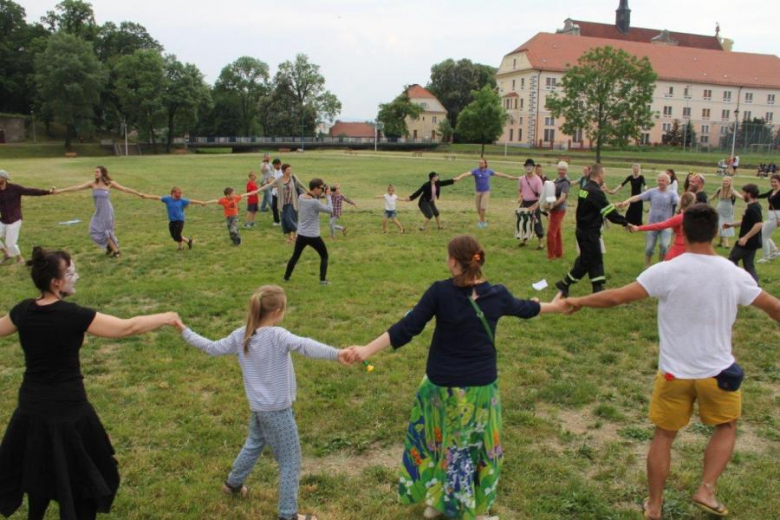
[284, 178, 333, 284]
[620, 172, 679, 266]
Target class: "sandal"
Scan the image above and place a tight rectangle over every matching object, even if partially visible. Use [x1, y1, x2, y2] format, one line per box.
[111, 250, 121, 258]
[693, 498, 728, 517]
[643, 498, 661, 520]
[222, 481, 248, 498]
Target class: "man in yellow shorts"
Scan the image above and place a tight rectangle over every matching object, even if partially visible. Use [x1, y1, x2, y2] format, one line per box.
[565, 203, 779, 520]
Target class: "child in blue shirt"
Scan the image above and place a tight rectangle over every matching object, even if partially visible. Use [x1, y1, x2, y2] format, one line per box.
[141, 187, 207, 250]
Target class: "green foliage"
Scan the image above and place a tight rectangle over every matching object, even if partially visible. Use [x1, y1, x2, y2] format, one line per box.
[40, 0, 98, 41]
[260, 75, 316, 137]
[438, 118, 454, 142]
[662, 119, 697, 148]
[455, 85, 507, 156]
[274, 53, 342, 134]
[214, 56, 269, 136]
[95, 21, 162, 62]
[34, 32, 106, 149]
[377, 89, 423, 138]
[426, 58, 497, 129]
[114, 49, 165, 149]
[0, 0, 49, 114]
[162, 55, 211, 151]
[546, 46, 657, 162]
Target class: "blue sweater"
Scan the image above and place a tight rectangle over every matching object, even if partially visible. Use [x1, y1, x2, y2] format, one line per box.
[388, 279, 540, 387]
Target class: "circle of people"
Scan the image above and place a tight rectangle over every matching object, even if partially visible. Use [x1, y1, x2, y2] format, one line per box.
[0, 157, 779, 520]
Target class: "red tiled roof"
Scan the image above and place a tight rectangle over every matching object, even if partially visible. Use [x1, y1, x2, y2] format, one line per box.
[329, 121, 375, 138]
[570, 21, 723, 51]
[407, 84, 437, 99]
[504, 92, 519, 98]
[504, 33, 780, 89]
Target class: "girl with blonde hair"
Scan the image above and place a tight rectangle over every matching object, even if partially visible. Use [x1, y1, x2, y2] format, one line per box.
[711, 176, 742, 248]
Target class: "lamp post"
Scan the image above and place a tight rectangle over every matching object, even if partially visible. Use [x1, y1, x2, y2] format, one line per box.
[300, 106, 305, 152]
[31, 110, 36, 143]
[122, 118, 128, 156]
[730, 109, 739, 162]
[682, 84, 690, 152]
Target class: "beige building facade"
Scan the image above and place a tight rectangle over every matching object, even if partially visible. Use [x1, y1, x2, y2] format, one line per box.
[405, 84, 448, 141]
[496, 35, 780, 150]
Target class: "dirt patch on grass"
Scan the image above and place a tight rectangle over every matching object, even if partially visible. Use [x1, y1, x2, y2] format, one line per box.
[302, 443, 403, 478]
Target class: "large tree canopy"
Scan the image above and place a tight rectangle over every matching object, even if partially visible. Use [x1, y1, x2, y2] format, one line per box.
[426, 58, 497, 130]
[41, 0, 98, 41]
[114, 49, 165, 149]
[0, 0, 48, 113]
[455, 85, 507, 156]
[34, 32, 106, 149]
[377, 89, 423, 139]
[546, 46, 657, 162]
[162, 55, 211, 151]
[214, 56, 269, 136]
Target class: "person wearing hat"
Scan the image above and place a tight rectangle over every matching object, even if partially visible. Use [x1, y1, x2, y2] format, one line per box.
[0, 170, 56, 265]
[406, 172, 460, 231]
[454, 158, 517, 228]
[547, 161, 572, 259]
[517, 158, 546, 248]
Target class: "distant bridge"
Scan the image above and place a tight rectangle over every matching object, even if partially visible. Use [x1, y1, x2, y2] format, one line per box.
[175, 136, 441, 152]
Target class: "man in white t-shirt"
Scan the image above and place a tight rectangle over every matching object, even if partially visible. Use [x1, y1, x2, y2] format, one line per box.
[565, 204, 779, 520]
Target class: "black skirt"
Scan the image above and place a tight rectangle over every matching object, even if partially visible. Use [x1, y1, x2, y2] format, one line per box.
[0, 398, 119, 520]
[626, 201, 644, 226]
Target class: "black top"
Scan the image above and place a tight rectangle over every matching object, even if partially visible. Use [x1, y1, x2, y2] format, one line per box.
[576, 180, 629, 231]
[696, 191, 708, 204]
[621, 175, 645, 196]
[758, 189, 780, 211]
[9, 299, 97, 402]
[387, 280, 540, 387]
[739, 202, 763, 250]
[409, 179, 455, 204]
[0, 183, 52, 224]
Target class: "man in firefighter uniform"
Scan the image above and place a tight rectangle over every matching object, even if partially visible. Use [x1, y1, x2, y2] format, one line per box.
[556, 163, 628, 296]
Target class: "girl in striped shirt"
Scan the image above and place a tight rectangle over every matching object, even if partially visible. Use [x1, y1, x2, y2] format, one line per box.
[175, 285, 350, 520]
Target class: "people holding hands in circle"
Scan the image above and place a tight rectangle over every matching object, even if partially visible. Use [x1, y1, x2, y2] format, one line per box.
[454, 158, 518, 228]
[406, 171, 458, 231]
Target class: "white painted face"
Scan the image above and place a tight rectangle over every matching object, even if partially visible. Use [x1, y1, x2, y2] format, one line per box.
[59, 261, 79, 296]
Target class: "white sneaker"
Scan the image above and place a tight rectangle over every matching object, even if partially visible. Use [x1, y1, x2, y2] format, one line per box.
[273, 222, 281, 226]
[423, 506, 442, 518]
[757, 258, 770, 264]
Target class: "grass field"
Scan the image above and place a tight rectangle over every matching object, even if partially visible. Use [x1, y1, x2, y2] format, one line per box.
[0, 151, 778, 519]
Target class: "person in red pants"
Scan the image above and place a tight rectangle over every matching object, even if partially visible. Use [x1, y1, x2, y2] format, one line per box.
[547, 161, 571, 260]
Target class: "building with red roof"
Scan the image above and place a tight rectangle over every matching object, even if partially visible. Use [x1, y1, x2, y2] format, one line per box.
[405, 84, 448, 142]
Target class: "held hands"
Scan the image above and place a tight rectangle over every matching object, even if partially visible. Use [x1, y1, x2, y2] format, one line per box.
[627, 224, 639, 233]
[338, 346, 370, 366]
[166, 313, 186, 332]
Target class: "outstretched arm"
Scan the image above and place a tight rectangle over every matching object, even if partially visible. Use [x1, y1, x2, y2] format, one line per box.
[180, 327, 241, 357]
[110, 181, 143, 197]
[55, 181, 94, 194]
[87, 311, 180, 338]
[453, 171, 471, 182]
[493, 171, 515, 180]
[566, 282, 648, 313]
[188, 198, 209, 206]
[751, 291, 780, 322]
[140, 193, 162, 201]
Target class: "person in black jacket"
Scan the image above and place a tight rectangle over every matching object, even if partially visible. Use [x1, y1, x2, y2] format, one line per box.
[556, 164, 629, 296]
[406, 171, 461, 231]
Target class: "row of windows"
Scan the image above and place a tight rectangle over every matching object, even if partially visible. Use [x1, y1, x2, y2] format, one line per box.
[662, 86, 775, 104]
[508, 77, 558, 92]
[661, 106, 773, 122]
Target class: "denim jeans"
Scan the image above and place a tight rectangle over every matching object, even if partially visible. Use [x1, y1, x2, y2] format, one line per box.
[645, 228, 671, 258]
[260, 189, 272, 212]
[227, 408, 301, 519]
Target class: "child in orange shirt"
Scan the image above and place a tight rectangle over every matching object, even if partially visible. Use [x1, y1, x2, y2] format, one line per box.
[206, 187, 258, 245]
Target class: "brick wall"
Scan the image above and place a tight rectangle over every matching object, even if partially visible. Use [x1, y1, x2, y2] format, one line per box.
[0, 116, 27, 143]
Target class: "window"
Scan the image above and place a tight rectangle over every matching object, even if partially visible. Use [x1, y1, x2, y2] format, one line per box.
[544, 116, 555, 126]
[701, 124, 709, 144]
[745, 92, 753, 103]
[509, 129, 513, 141]
[521, 78, 525, 89]
[520, 98, 524, 109]
[665, 86, 674, 97]
[723, 91, 732, 102]
[769, 94, 776, 104]
[517, 128, 523, 141]
[512, 58, 516, 70]
[701, 124, 709, 134]
[683, 107, 691, 118]
[702, 108, 711, 120]
[720, 126, 729, 135]
[572, 129, 583, 143]
[432, 116, 437, 124]
[703, 89, 712, 100]
[767, 112, 774, 122]
[514, 99, 518, 109]
[543, 128, 555, 142]
[662, 123, 672, 132]
[722, 110, 730, 121]
[641, 133, 650, 145]
[419, 102, 428, 109]
[684, 86, 691, 99]
[663, 106, 673, 117]
[701, 135, 709, 144]
[512, 79, 516, 91]
[545, 77, 557, 89]
[518, 117, 523, 126]
[742, 111, 751, 121]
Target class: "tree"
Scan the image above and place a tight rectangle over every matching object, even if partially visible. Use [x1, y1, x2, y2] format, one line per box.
[0, 0, 49, 114]
[260, 76, 315, 137]
[438, 118, 454, 143]
[546, 46, 656, 162]
[162, 55, 211, 152]
[114, 49, 165, 150]
[455, 85, 507, 156]
[426, 58, 497, 130]
[662, 119, 683, 146]
[34, 32, 105, 149]
[40, 0, 98, 41]
[95, 21, 162, 62]
[377, 89, 423, 139]
[214, 56, 269, 136]
[274, 53, 342, 138]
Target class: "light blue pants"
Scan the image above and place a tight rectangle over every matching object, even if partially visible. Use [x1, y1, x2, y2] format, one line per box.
[645, 228, 671, 258]
[329, 216, 344, 238]
[260, 189, 272, 212]
[227, 408, 300, 519]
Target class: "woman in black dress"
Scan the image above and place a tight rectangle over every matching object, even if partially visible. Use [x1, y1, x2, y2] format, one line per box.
[608, 163, 646, 225]
[0, 247, 178, 520]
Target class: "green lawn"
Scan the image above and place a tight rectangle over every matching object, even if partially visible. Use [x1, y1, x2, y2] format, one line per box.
[1, 151, 778, 519]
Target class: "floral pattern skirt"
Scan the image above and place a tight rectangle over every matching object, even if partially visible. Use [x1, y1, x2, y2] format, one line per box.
[398, 376, 502, 519]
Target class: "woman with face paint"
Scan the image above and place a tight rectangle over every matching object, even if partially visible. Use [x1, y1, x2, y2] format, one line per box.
[0, 247, 180, 520]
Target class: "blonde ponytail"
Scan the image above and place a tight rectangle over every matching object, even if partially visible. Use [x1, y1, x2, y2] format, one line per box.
[243, 285, 287, 353]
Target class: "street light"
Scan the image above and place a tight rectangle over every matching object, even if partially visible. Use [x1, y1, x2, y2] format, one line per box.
[682, 84, 690, 152]
[31, 110, 36, 143]
[730, 108, 739, 163]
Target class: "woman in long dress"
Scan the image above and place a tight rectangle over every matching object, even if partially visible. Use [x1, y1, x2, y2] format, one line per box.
[55, 167, 143, 257]
[608, 163, 646, 225]
[711, 177, 742, 249]
[0, 247, 178, 520]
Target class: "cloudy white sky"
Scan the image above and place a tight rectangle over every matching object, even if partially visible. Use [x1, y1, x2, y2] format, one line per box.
[19, 0, 780, 121]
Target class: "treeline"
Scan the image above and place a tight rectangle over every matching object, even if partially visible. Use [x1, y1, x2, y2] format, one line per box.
[0, 0, 340, 149]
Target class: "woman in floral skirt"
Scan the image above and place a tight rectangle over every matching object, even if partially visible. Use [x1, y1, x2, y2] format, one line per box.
[348, 235, 567, 519]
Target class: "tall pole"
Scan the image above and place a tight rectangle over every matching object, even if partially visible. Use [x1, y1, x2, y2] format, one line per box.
[730, 109, 739, 163]
[123, 119, 128, 156]
[31, 110, 36, 143]
[374, 120, 378, 152]
[682, 85, 689, 152]
[300, 106, 305, 152]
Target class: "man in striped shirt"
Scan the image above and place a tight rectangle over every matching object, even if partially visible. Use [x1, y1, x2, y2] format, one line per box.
[556, 164, 629, 296]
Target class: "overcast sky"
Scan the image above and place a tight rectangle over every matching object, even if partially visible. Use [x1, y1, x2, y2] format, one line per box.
[19, 0, 780, 121]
